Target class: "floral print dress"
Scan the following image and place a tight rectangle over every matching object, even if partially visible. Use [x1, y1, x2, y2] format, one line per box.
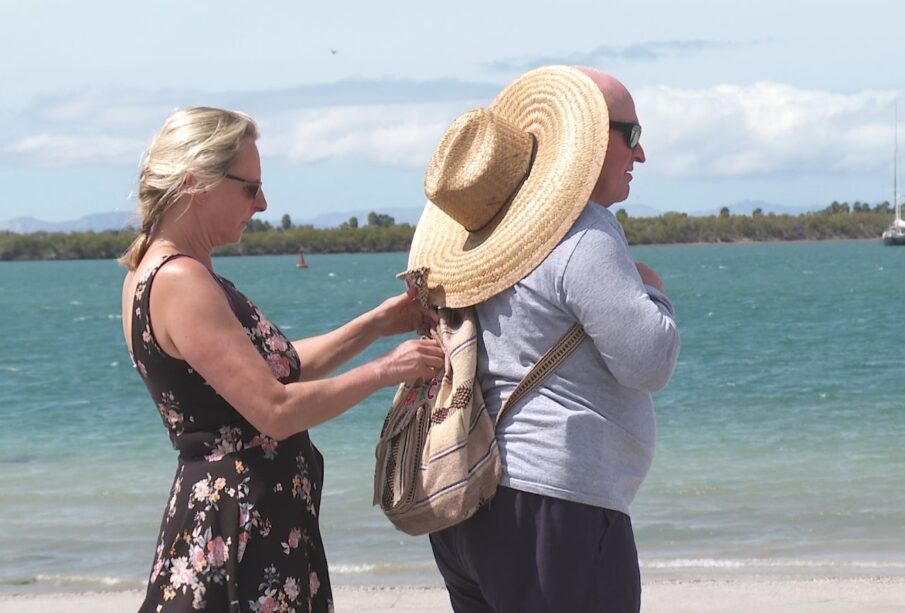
[130, 254, 333, 612]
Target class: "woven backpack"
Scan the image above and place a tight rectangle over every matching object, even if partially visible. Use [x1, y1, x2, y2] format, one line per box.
[373, 268, 586, 535]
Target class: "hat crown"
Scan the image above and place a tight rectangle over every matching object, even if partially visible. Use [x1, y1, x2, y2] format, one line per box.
[409, 65, 610, 308]
[424, 108, 534, 232]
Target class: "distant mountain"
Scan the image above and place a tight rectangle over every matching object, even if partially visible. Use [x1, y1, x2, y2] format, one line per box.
[0, 200, 827, 234]
[604, 200, 821, 218]
[304, 203, 668, 225]
[306, 203, 674, 224]
[611, 203, 662, 217]
[684, 199, 822, 217]
[0, 211, 136, 233]
[0, 208, 421, 234]
[590, 200, 822, 218]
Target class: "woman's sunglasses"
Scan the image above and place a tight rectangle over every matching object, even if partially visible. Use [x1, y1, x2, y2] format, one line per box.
[224, 173, 263, 200]
[609, 121, 642, 149]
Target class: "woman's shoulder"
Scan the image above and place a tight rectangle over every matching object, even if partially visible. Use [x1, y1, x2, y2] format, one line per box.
[146, 252, 208, 278]
[135, 254, 227, 317]
[139, 252, 217, 291]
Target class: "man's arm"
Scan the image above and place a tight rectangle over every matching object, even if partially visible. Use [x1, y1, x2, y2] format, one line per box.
[561, 215, 680, 392]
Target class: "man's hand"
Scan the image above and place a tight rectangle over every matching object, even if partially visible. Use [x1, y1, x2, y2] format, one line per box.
[635, 262, 664, 292]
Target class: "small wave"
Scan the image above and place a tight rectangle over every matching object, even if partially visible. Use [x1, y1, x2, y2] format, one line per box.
[1, 574, 142, 589]
[329, 561, 438, 575]
[642, 558, 905, 570]
[107, 314, 123, 320]
[73, 316, 90, 322]
[0, 576, 36, 586]
[36, 574, 142, 587]
[328, 272, 337, 277]
[0, 454, 36, 464]
[0, 366, 20, 372]
[331, 564, 378, 574]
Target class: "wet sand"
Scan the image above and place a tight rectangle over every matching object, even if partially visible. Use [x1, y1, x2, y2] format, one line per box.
[2, 578, 903, 612]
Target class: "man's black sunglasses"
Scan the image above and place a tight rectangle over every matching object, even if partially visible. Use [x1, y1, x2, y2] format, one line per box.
[609, 121, 642, 149]
[224, 173, 263, 200]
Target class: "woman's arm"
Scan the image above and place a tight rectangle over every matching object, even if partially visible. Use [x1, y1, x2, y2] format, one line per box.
[150, 258, 444, 440]
[290, 292, 437, 381]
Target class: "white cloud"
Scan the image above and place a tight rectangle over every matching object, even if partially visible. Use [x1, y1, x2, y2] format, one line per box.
[0, 81, 489, 169]
[2, 81, 900, 182]
[485, 39, 764, 73]
[265, 83, 901, 181]
[636, 82, 900, 180]
[42, 95, 164, 127]
[6, 134, 146, 167]
[263, 103, 462, 168]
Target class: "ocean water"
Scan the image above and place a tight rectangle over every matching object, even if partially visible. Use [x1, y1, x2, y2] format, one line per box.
[1, 243, 903, 595]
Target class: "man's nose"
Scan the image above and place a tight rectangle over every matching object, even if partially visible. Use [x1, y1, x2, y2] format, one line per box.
[634, 143, 646, 164]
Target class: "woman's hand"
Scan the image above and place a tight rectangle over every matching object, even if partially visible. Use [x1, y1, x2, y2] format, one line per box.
[376, 338, 445, 386]
[370, 291, 439, 337]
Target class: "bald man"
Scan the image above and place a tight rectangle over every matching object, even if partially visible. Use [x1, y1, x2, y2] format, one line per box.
[428, 68, 680, 613]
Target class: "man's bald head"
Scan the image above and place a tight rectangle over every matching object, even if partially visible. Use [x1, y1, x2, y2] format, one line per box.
[576, 67, 633, 118]
[574, 67, 646, 207]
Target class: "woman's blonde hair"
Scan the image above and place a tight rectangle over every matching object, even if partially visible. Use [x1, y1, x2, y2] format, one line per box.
[118, 106, 259, 269]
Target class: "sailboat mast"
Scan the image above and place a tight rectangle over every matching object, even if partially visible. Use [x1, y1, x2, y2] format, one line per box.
[896, 102, 900, 222]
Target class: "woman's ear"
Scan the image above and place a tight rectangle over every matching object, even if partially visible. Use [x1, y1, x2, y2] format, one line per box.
[184, 171, 209, 206]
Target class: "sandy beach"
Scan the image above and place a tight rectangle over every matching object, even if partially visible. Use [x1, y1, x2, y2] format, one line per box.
[2, 578, 903, 612]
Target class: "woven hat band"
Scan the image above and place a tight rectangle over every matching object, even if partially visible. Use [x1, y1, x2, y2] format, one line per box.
[424, 108, 535, 232]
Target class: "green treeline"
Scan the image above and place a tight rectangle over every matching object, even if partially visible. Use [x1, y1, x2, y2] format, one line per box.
[0, 203, 896, 262]
[218, 224, 416, 255]
[618, 201, 894, 245]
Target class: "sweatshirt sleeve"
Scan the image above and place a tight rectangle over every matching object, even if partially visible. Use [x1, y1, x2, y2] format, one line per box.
[560, 212, 680, 392]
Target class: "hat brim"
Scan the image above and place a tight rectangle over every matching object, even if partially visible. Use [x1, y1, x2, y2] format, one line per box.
[408, 65, 609, 308]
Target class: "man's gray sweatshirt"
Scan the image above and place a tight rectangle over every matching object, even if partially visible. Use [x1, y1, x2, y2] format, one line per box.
[476, 203, 680, 515]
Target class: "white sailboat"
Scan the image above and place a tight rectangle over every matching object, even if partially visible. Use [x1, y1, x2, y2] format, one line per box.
[883, 209, 905, 245]
[882, 104, 905, 245]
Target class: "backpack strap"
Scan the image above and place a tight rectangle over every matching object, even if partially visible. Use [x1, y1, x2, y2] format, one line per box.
[494, 323, 588, 427]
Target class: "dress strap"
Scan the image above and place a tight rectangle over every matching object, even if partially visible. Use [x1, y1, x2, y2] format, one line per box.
[130, 253, 193, 360]
[130, 254, 243, 360]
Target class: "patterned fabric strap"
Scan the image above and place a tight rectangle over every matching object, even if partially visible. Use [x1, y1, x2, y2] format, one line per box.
[494, 323, 588, 427]
[396, 265, 586, 429]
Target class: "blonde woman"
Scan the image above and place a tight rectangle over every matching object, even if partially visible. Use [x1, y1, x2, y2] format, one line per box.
[120, 107, 443, 612]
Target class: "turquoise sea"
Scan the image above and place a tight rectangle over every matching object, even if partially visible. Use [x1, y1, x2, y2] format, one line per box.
[1, 243, 904, 595]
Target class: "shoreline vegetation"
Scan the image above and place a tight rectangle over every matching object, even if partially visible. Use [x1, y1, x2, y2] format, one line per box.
[0, 202, 895, 261]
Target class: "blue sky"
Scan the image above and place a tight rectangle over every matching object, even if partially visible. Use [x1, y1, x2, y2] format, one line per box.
[1, 0, 903, 223]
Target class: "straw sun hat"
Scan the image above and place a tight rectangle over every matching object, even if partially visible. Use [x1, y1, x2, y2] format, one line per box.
[407, 65, 610, 308]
